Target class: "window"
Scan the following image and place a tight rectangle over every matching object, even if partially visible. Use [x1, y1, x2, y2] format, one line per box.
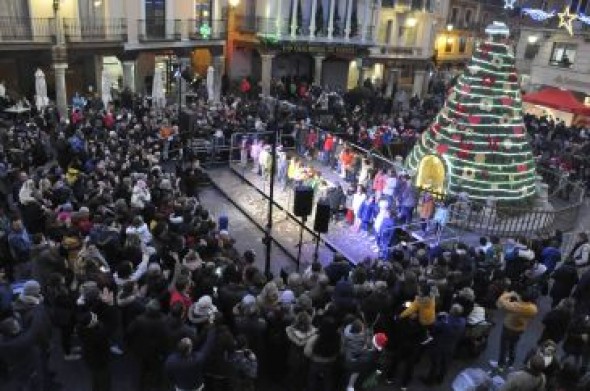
[385, 20, 393, 45]
[194, 0, 211, 20]
[524, 44, 540, 60]
[549, 42, 577, 67]
[464, 9, 472, 26]
[445, 39, 453, 53]
[458, 37, 467, 53]
[0, 0, 31, 38]
[145, 0, 166, 38]
[450, 8, 459, 24]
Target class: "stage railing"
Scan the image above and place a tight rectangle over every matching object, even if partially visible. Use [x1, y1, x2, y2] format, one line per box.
[310, 133, 585, 238]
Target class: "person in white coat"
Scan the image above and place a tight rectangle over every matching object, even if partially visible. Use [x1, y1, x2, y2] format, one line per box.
[130, 180, 151, 209]
[351, 185, 367, 232]
[125, 216, 152, 246]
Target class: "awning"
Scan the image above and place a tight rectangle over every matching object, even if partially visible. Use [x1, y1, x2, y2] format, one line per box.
[523, 87, 590, 116]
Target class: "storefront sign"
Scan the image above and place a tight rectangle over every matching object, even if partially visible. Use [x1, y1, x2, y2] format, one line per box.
[280, 43, 358, 55]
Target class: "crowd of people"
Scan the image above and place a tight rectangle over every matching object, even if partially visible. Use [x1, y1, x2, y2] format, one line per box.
[0, 80, 589, 391]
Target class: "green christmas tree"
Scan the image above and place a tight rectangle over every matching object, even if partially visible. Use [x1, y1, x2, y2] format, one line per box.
[406, 22, 537, 202]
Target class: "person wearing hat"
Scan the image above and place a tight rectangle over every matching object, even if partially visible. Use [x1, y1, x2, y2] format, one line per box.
[188, 295, 218, 329]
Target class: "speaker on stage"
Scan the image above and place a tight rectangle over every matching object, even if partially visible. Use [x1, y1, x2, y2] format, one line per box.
[314, 200, 331, 233]
[293, 186, 314, 217]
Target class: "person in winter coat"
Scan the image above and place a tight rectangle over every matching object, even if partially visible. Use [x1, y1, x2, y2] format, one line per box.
[78, 311, 112, 391]
[0, 314, 45, 391]
[125, 216, 152, 246]
[130, 180, 151, 210]
[372, 169, 386, 200]
[563, 315, 590, 370]
[165, 328, 216, 391]
[342, 318, 372, 391]
[550, 258, 578, 308]
[285, 311, 316, 391]
[7, 218, 32, 280]
[526, 340, 560, 390]
[385, 311, 426, 388]
[400, 282, 437, 327]
[571, 232, 590, 266]
[304, 316, 340, 391]
[397, 175, 416, 224]
[422, 305, 466, 385]
[418, 191, 435, 232]
[358, 195, 377, 236]
[322, 133, 335, 165]
[127, 299, 171, 391]
[351, 185, 367, 232]
[539, 298, 574, 344]
[494, 289, 538, 370]
[499, 354, 546, 391]
[233, 294, 267, 362]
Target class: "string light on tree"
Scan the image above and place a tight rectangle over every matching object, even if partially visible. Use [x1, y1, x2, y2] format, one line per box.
[558, 5, 578, 36]
[504, 0, 517, 10]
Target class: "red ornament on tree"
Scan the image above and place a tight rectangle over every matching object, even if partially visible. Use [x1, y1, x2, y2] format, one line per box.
[500, 96, 513, 106]
[508, 73, 518, 83]
[513, 126, 525, 136]
[436, 144, 449, 155]
[461, 84, 471, 94]
[468, 115, 481, 125]
[452, 134, 462, 142]
[487, 136, 499, 151]
[482, 76, 495, 87]
[517, 164, 527, 173]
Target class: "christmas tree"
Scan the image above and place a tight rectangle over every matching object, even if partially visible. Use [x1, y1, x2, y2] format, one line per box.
[406, 22, 537, 202]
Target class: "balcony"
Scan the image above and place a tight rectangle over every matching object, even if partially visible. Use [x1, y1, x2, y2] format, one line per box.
[371, 45, 426, 58]
[237, 16, 375, 44]
[186, 19, 227, 40]
[0, 17, 54, 45]
[63, 18, 127, 43]
[138, 19, 181, 42]
[383, 0, 435, 12]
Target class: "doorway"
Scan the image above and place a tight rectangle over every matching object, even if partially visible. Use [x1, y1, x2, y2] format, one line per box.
[416, 155, 446, 195]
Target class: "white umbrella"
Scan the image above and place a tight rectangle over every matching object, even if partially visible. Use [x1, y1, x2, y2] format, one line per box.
[34, 68, 48, 111]
[206, 65, 215, 102]
[101, 71, 112, 109]
[152, 67, 166, 109]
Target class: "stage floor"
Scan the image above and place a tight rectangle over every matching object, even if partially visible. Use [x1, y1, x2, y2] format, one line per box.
[209, 159, 460, 266]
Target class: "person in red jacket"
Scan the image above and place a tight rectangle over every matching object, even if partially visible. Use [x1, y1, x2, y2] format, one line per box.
[306, 129, 318, 158]
[323, 133, 334, 165]
[169, 275, 193, 319]
[240, 77, 251, 99]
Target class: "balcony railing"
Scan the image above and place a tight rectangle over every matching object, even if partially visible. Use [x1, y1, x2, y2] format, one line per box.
[186, 19, 227, 40]
[238, 16, 375, 43]
[0, 17, 54, 43]
[138, 19, 181, 42]
[63, 18, 127, 42]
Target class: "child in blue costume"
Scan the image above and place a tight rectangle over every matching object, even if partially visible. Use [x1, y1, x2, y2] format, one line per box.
[358, 195, 378, 236]
[377, 210, 396, 260]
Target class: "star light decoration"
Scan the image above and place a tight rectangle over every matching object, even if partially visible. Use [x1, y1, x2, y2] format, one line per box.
[199, 22, 211, 39]
[504, 0, 517, 10]
[558, 5, 578, 35]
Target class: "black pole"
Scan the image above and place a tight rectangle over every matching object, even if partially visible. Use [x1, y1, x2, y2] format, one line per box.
[296, 217, 306, 272]
[313, 233, 320, 263]
[177, 63, 182, 124]
[264, 99, 279, 278]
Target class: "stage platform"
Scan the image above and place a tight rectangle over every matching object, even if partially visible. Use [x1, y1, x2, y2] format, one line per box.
[208, 161, 461, 266]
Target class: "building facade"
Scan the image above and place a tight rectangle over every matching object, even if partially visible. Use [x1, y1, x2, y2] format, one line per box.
[0, 0, 228, 116]
[433, 0, 502, 77]
[514, 0, 590, 98]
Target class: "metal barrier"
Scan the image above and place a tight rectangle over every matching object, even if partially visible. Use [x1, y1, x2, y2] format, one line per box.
[313, 136, 586, 238]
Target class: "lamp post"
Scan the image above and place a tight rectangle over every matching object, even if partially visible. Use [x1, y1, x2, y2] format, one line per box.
[263, 96, 280, 279]
[226, 0, 240, 81]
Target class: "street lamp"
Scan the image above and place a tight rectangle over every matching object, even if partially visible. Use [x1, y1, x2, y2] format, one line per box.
[52, 0, 60, 13]
[446, 24, 454, 31]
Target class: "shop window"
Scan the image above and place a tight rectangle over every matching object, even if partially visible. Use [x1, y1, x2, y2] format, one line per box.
[445, 39, 453, 53]
[458, 37, 466, 53]
[549, 42, 576, 68]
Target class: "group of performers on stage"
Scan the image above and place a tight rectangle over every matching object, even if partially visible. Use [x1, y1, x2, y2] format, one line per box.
[239, 134, 450, 260]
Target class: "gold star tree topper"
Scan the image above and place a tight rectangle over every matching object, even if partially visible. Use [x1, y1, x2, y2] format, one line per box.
[558, 6, 578, 36]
